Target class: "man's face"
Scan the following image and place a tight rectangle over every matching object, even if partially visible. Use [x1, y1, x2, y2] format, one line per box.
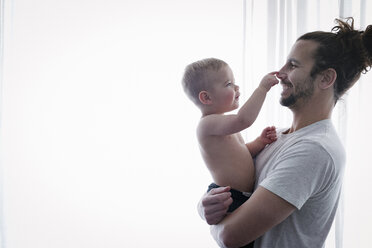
[277, 40, 319, 109]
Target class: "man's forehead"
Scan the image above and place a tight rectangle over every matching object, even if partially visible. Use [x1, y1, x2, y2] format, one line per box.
[287, 40, 318, 63]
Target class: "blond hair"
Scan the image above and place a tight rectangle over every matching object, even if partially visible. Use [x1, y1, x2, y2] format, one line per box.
[182, 58, 228, 107]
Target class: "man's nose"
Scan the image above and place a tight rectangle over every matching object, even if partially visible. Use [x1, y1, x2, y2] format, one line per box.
[276, 71, 286, 80]
[235, 85, 239, 91]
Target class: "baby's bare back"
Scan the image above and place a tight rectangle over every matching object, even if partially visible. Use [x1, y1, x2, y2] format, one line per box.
[198, 132, 255, 192]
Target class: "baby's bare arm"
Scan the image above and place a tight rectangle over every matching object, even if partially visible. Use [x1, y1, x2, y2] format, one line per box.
[198, 73, 278, 137]
[246, 126, 277, 157]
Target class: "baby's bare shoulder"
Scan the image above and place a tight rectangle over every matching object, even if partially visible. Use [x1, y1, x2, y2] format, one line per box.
[196, 115, 217, 137]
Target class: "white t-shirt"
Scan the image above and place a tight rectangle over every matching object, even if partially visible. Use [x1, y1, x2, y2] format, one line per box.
[253, 119, 345, 248]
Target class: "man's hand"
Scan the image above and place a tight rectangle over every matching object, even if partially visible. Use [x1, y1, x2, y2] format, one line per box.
[198, 186, 233, 225]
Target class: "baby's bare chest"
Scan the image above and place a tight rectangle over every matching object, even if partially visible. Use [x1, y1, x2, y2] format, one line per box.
[201, 133, 247, 154]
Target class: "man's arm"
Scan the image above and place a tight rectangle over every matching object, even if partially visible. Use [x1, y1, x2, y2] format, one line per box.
[198, 73, 278, 137]
[210, 186, 296, 248]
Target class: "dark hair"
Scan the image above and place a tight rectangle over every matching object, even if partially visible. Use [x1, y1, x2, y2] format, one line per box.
[182, 58, 228, 107]
[298, 17, 372, 102]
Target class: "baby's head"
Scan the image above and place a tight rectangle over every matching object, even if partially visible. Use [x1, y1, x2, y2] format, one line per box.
[182, 58, 236, 113]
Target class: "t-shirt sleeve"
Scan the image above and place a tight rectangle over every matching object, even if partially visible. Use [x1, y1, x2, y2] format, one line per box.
[259, 141, 335, 210]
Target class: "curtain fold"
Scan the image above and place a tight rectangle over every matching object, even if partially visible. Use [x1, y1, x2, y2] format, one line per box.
[0, 0, 5, 246]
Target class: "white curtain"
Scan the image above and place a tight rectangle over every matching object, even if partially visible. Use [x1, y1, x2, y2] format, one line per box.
[0, 0, 371, 248]
[242, 0, 372, 248]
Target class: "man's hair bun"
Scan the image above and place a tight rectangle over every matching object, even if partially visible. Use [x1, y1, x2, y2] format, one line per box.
[362, 25, 372, 67]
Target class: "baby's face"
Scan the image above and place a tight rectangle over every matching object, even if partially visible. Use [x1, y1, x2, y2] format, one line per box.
[206, 65, 235, 88]
[206, 65, 240, 113]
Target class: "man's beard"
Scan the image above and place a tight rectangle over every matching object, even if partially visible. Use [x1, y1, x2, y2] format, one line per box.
[280, 93, 297, 107]
[280, 78, 315, 107]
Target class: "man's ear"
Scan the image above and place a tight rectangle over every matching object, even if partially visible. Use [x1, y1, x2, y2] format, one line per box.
[319, 68, 337, 89]
[199, 91, 212, 105]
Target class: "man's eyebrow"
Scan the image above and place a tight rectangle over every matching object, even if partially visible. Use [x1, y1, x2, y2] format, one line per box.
[288, 58, 301, 65]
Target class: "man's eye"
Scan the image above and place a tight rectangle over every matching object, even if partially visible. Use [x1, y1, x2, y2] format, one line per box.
[290, 63, 297, 69]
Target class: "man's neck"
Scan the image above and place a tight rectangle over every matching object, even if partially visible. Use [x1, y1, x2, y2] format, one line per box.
[288, 95, 334, 133]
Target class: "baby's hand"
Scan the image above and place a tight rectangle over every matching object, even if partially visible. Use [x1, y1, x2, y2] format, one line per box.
[259, 72, 279, 92]
[259, 126, 277, 145]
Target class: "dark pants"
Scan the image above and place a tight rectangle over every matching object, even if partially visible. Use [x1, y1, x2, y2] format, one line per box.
[207, 183, 254, 248]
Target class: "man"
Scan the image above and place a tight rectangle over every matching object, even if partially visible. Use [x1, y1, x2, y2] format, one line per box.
[198, 18, 372, 248]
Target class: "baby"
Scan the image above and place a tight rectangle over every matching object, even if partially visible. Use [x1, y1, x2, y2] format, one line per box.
[182, 58, 278, 213]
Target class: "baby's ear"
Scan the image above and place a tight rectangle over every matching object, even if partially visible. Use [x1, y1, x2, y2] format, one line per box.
[199, 91, 212, 105]
[319, 68, 337, 89]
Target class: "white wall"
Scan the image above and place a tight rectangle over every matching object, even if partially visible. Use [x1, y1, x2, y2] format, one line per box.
[0, 0, 244, 247]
